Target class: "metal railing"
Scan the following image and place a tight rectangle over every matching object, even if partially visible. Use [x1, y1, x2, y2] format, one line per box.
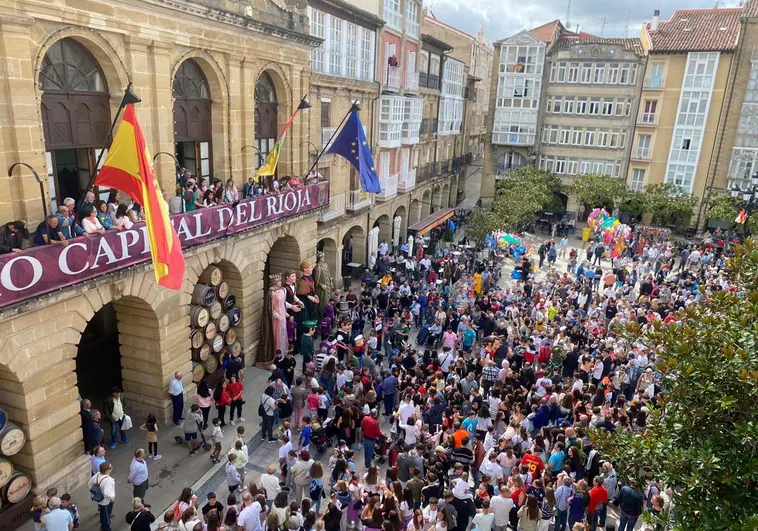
[638, 113, 658, 126]
[405, 70, 419, 91]
[645, 75, 665, 89]
[406, 20, 420, 39]
[377, 173, 398, 200]
[384, 65, 401, 89]
[318, 192, 345, 222]
[632, 146, 652, 160]
[346, 189, 373, 211]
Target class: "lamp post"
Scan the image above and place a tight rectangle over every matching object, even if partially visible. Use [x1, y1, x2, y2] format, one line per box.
[299, 141, 318, 175]
[731, 170, 758, 237]
[8, 162, 49, 229]
[153, 151, 182, 188]
[241, 145, 264, 169]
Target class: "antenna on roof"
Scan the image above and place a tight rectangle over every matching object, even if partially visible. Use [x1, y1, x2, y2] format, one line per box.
[566, 0, 572, 29]
[624, 10, 630, 38]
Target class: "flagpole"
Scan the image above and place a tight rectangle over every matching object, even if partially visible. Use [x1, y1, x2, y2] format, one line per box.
[305, 101, 359, 179]
[79, 83, 142, 211]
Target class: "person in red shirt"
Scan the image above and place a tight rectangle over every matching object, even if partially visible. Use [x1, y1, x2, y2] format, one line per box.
[520, 449, 545, 479]
[452, 423, 469, 448]
[213, 381, 231, 427]
[587, 476, 609, 530]
[227, 375, 245, 426]
[360, 409, 382, 469]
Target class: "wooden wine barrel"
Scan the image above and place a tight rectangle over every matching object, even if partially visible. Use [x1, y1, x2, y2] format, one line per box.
[192, 285, 216, 307]
[229, 340, 242, 358]
[190, 306, 210, 328]
[216, 314, 230, 334]
[199, 265, 223, 287]
[0, 425, 25, 457]
[216, 281, 229, 300]
[192, 343, 211, 362]
[0, 409, 7, 435]
[203, 355, 218, 374]
[209, 301, 223, 320]
[192, 362, 205, 383]
[227, 307, 242, 327]
[0, 458, 14, 489]
[222, 294, 236, 312]
[2, 472, 31, 503]
[211, 334, 224, 353]
[218, 347, 230, 362]
[224, 327, 237, 345]
[190, 329, 204, 350]
[204, 321, 217, 341]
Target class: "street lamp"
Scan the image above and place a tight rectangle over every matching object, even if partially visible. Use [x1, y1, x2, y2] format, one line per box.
[731, 170, 758, 236]
[241, 145, 264, 168]
[153, 151, 182, 188]
[7, 162, 49, 227]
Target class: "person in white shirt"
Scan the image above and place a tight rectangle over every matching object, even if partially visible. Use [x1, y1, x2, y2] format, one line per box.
[88, 461, 116, 529]
[236, 492, 263, 531]
[260, 464, 281, 510]
[397, 395, 416, 424]
[472, 501, 495, 531]
[490, 487, 514, 530]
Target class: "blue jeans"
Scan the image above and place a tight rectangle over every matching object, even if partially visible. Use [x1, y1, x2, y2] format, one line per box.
[363, 438, 376, 469]
[170, 393, 183, 425]
[555, 508, 568, 531]
[109, 419, 126, 445]
[98, 502, 113, 531]
[618, 514, 639, 531]
[384, 393, 395, 416]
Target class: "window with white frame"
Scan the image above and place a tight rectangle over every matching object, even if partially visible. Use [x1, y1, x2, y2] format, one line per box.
[555, 158, 566, 174]
[589, 99, 600, 115]
[568, 160, 578, 175]
[309, 9, 326, 72]
[684, 52, 718, 90]
[677, 91, 709, 126]
[572, 129, 582, 144]
[602, 101, 613, 116]
[593, 161, 604, 173]
[577, 98, 587, 114]
[492, 109, 537, 144]
[402, 98, 423, 139]
[593, 63, 605, 84]
[630, 168, 645, 191]
[584, 130, 595, 146]
[345, 23, 358, 78]
[560, 129, 570, 144]
[552, 97, 562, 113]
[360, 30, 374, 81]
[405, 1, 420, 38]
[564, 98, 575, 114]
[557, 62, 566, 82]
[502, 44, 544, 75]
[330, 18, 343, 75]
[379, 95, 404, 144]
[580, 160, 592, 174]
[383, 0, 402, 31]
[598, 131, 609, 147]
[309, 8, 375, 82]
[665, 164, 694, 190]
[607, 64, 619, 84]
[580, 63, 592, 83]
[620, 63, 631, 84]
[568, 62, 579, 83]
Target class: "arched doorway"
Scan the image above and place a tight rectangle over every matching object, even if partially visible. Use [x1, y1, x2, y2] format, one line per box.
[40, 38, 111, 208]
[189, 261, 244, 389]
[410, 199, 421, 225]
[392, 206, 407, 248]
[342, 225, 366, 276]
[432, 186, 443, 213]
[421, 190, 431, 218]
[173, 59, 212, 181]
[374, 215, 392, 249]
[255, 73, 278, 190]
[317, 238, 339, 280]
[258, 235, 302, 363]
[442, 184, 450, 209]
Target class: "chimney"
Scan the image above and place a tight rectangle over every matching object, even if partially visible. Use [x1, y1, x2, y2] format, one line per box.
[650, 9, 661, 31]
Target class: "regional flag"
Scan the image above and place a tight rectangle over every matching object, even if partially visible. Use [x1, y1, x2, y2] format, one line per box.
[327, 107, 381, 193]
[94, 104, 185, 290]
[735, 209, 748, 224]
[256, 98, 311, 178]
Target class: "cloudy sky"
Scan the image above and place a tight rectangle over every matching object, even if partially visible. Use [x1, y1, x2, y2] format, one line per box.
[425, 0, 742, 41]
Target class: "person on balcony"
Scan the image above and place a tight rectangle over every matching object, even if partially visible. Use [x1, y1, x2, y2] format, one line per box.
[0, 219, 29, 254]
[82, 206, 106, 235]
[222, 178, 239, 204]
[33, 216, 68, 247]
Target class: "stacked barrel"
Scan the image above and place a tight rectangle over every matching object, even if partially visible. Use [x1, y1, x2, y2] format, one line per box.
[190, 265, 242, 384]
[0, 409, 31, 516]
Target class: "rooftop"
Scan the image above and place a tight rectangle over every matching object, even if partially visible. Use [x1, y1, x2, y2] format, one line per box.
[551, 37, 645, 57]
[529, 19, 594, 44]
[309, 0, 385, 27]
[644, 8, 742, 52]
[421, 33, 454, 52]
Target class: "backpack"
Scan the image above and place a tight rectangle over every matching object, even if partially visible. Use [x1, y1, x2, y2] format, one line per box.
[90, 475, 106, 502]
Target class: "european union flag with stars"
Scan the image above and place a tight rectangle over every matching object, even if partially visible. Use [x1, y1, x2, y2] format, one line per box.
[327, 107, 382, 193]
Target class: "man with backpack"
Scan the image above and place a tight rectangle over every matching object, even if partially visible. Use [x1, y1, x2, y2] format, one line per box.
[88, 461, 115, 531]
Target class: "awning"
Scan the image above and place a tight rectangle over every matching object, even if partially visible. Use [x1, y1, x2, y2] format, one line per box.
[408, 207, 455, 237]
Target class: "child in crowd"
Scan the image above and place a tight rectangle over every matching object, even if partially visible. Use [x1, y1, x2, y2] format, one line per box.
[299, 415, 313, 452]
[201, 491, 224, 522]
[140, 413, 161, 460]
[31, 495, 47, 531]
[210, 417, 223, 463]
[60, 493, 79, 528]
[306, 388, 320, 420]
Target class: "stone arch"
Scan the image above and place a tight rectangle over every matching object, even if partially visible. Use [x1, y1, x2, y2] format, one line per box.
[255, 64, 294, 175]
[422, 189, 432, 218]
[172, 49, 231, 182]
[442, 183, 450, 209]
[374, 215, 392, 248]
[410, 199, 421, 225]
[432, 185, 443, 213]
[392, 205, 407, 248]
[342, 224, 366, 275]
[450, 172, 460, 207]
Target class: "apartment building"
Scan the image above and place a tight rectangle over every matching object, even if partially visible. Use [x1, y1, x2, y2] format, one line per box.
[539, 37, 645, 207]
[628, 8, 741, 200]
[469, 29, 494, 160]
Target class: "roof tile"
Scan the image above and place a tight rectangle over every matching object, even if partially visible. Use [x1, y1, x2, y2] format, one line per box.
[550, 37, 645, 57]
[645, 8, 742, 52]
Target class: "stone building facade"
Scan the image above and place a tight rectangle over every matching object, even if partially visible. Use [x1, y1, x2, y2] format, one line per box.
[0, 0, 467, 498]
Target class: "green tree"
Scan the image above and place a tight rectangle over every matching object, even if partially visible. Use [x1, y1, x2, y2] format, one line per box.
[643, 182, 699, 228]
[467, 166, 564, 240]
[570, 173, 628, 211]
[617, 189, 647, 218]
[707, 194, 739, 222]
[590, 240, 758, 530]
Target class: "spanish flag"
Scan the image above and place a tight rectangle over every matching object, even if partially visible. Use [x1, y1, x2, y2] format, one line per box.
[95, 104, 185, 290]
[735, 209, 748, 224]
[255, 97, 311, 178]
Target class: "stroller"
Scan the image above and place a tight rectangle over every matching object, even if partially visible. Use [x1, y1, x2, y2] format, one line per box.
[173, 420, 212, 452]
[374, 434, 391, 464]
[311, 417, 336, 453]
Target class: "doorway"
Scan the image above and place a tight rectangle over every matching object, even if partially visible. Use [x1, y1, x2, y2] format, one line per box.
[76, 303, 122, 411]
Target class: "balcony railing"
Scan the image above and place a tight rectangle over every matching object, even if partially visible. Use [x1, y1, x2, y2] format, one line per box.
[384, 65, 401, 89]
[631, 147, 652, 160]
[377, 173, 399, 200]
[346, 189, 373, 211]
[638, 113, 659, 126]
[0, 181, 329, 308]
[406, 20, 420, 39]
[645, 75, 665, 89]
[405, 71, 419, 91]
[384, 8, 402, 31]
[318, 192, 345, 222]
[419, 71, 428, 88]
[427, 74, 439, 90]
[398, 168, 416, 192]
[321, 127, 337, 149]
[401, 125, 420, 145]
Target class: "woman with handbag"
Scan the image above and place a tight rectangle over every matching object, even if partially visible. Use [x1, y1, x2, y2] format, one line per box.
[125, 498, 155, 531]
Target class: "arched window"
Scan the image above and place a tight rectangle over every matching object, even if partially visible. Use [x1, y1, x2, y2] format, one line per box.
[173, 59, 212, 178]
[39, 38, 111, 209]
[255, 73, 279, 171]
